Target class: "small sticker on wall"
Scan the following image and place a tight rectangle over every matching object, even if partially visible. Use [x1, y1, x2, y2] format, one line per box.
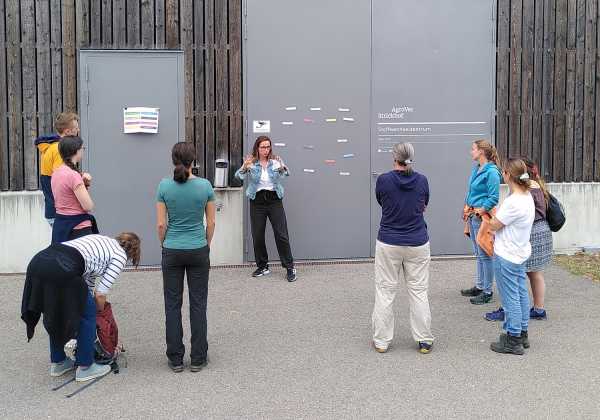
[343, 153, 355, 158]
[343, 117, 355, 122]
[282, 121, 294, 126]
[339, 172, 351, 176]
[274, 142, 286, 147]
[303, 169, 316, 173]
[310, 107, 322, 111]
[325, 118, 337, 123]
[253, 120, 271, 133]
[324, 159, 336, 165]
[303, 145, 315, 150]
[338, 107, 350, 112]
[337, 138, 349, 143]
[303, 118, 314, 123]
[285, 106, 297, 111]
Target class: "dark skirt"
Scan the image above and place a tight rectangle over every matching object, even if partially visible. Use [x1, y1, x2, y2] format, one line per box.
[524, 219, 553, 272]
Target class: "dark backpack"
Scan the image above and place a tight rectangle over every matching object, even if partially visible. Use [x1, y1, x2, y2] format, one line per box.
[546, 193, 566, 232]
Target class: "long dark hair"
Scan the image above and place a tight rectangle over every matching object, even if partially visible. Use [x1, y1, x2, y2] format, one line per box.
[172, 142, 195, 183]
[115, 232, 141, 267]
[251, 136, 273, 160]
[521, 156, 549, 203]
[58, 136, 83, 173]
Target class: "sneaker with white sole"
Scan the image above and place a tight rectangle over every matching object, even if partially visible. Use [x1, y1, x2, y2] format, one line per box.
[76, 363, 111, 382]
[50, 358, 75, 377]
[252, 266, 270, 277]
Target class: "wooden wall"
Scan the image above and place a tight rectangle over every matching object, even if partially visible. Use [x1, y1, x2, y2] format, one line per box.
[0, 0, 242, 190]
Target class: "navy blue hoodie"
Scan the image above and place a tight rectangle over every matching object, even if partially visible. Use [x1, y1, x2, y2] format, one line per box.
[376, 170, 430, 247]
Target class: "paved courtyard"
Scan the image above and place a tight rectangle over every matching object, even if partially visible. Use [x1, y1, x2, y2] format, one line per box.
[1, 260, 599, 419]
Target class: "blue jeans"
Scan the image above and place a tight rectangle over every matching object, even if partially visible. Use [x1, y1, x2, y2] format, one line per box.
[469, 216, 494, 294]
[494, 255, 529, 336]
[49, 291, 96, 366]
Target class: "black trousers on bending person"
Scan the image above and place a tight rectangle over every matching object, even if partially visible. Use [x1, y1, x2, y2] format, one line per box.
[250, 190, 294, 269]
[161, 246, 210, 365]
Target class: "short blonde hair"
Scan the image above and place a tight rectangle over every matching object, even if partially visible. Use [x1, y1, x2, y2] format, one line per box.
[54, 112, 79, 135]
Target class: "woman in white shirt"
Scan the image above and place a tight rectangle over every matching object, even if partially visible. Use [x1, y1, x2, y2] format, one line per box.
[235, 136, 297, 282]
[488, 158, 535, 355]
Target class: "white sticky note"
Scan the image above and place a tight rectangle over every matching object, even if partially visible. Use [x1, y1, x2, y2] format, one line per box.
[274, 142, 286, 147]
[339, 172, 351, 176]
[303, 145, 315, 150]
[337, 139, 349, 143]
[343, 153, 355, 158]
[310, 107, 322, 111]
[338, 108, 350, 112]
[282, 121, 294, 126]
[326, 118, 337, 123]
[252, 120, 270, 133]
[303, 169, 316, 173]
[285, 106, 297, 111]
[343, 117, 355, 122]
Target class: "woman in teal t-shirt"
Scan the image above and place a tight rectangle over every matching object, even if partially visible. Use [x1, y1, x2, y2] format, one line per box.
[156, 142, 216, 373]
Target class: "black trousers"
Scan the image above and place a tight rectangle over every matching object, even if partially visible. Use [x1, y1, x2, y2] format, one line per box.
[161, 246, 210, 365]
[250, 190, 294, 269]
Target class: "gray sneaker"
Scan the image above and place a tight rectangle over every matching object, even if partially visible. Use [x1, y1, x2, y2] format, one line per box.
[75, 363, 111, 382]
[50, 358, 75, 377]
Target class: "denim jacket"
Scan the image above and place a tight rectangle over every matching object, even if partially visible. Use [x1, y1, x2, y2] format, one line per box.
[235, 160, 289, 200]
[465, 162, 501, 211]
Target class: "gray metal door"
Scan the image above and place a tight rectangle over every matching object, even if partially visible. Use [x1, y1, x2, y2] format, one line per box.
[79, 50, 184, 265]
[244, 0, 372, 260]
[370, 0, 496, 255]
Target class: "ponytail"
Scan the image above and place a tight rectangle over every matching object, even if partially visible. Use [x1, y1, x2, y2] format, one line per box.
[171, 142, 196, 184]
[474, 140, 500, 166]
[58, 136, 84, 174]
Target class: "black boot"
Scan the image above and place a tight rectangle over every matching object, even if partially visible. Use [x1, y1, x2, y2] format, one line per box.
[521, 330, 530, 349]
[490, 333, 525, 355]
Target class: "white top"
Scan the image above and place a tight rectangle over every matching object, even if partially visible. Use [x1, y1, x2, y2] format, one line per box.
[494, 192, 535, 264]
[64, 235, 128, 294]
[256, 160, 281, 192]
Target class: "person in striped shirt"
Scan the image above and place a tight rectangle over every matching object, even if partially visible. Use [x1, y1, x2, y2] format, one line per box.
[21, 233, 141, 382]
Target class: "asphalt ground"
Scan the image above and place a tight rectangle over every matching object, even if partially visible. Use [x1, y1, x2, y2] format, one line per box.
[1, 260, 599, 419]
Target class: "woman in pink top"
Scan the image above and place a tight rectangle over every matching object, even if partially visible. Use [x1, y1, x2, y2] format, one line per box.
[51, 136, 97, 243]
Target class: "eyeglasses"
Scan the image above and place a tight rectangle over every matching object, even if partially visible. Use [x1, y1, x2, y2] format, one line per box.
[258, 146, 271, 149]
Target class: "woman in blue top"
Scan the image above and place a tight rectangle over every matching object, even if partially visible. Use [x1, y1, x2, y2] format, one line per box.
[460, 140, 501, 304]
[156, 142, 216, 372]
[235, 136, 297, 282]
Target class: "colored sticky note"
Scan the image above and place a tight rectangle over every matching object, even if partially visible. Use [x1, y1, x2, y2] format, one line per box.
[303, 145, 315, 150]
[304, 118, 314, 123]
[310, 107, 322, 111]
[326, 118, 337, 123]
[282, 121, 294, 125]
[343, 117, 355, 122]
[339, 172, 351, 176]
[337, 139, 349, 143]
[285, 106, 297, 111]
[343, 153, 355, 158]
[303, 169, 316, 173]
[325, 159, 336, 164]
[274, 142, 286, 147]
[338, 108, 350, 112]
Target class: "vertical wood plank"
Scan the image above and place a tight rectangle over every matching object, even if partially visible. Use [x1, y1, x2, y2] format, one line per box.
[521, 0, 535, 158]
[582, 0, 596, 180]
[90, 0, 101, 47]
[229, 0, 243, 185]
[127, 0, 141, 48]
[496, 0, 510, 160]
[215, 0, 228, 165]
[541, 0, 556, 179]
[62, 0, 77, 112]
[6, 0, 23, 190]
[509, 0, 523, 157]
[565, 0, 577, 180]
[553, 0, 568, 181]
[0, 0, 9, 190]
[596, 0, 600, 180]
[194, 0, 206, 176]
[165, 0, 179, 49]
[141, 0, 155, 48]
[532, 0, 545, 165]
[76, 0, 90, 49]
[155, 0, 166, 48]
[181, 0, 194, 142]
[50, 0, 63, 118]
[36, 0, 52, 135]
[573, 0, 585, 180]
[101, 0, 112, 47]
[113, 0, 126, 48]
[204, 0, 216, 182]
[21, 0, 37, 189]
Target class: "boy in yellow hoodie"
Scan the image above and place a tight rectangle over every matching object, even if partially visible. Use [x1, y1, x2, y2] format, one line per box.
[35, 113, 80, 226]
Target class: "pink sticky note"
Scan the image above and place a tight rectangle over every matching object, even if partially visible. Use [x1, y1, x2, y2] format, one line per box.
[325, 159, 336, 165]
[304, 118, 314, 123]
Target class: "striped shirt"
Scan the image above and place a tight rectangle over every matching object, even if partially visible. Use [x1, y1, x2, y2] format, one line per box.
[64, 235, 127, 294]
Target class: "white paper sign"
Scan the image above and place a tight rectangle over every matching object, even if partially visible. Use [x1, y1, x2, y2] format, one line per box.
[253, 120, 271, 133]
[123, 107, 159, 134]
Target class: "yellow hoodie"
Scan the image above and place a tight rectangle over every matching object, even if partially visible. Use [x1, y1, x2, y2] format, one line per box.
[37, 141, 63, 176]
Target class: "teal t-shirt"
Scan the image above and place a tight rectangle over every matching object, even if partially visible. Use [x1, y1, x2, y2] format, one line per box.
[156, 177, 215, 249]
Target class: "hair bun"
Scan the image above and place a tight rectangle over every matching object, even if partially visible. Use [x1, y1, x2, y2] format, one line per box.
[519, 172, 530, 180]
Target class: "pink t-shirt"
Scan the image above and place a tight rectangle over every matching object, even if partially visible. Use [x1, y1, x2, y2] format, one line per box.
[51, 164, 92, 229]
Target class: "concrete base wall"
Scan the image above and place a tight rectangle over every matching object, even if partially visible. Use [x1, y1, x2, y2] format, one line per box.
[2, 182, 599, 273]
